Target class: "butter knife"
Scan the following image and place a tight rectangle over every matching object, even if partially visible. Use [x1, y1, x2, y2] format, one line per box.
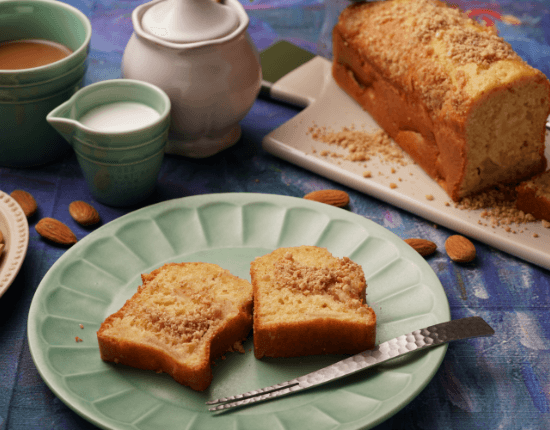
[207, 316, 494, 411]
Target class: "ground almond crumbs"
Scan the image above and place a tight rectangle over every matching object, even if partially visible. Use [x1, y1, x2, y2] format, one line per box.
[272, 252, 368, 313]
[455, 185, 540, 232]
[341, 0, 520, 115]
[306, 123, 409, 174]
[142, 300, 222, 345]
[308, 120, 546, 232]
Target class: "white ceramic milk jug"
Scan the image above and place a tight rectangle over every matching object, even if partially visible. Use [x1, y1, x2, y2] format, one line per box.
[122, 0, 262, 157]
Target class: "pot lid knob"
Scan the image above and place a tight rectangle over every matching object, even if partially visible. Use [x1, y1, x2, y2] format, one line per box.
[141, 0, 239, 43]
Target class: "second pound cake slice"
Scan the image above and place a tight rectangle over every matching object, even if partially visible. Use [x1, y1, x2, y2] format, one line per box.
[251, 246, 376, 359]
[97, 262, 253, 391]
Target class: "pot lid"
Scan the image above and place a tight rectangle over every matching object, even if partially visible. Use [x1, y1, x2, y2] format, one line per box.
[141, 0, 239, 43]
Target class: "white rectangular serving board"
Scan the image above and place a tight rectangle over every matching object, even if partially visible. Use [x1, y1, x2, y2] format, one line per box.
[262, 56, 550, 270]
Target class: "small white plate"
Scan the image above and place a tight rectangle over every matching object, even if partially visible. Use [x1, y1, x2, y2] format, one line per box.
[0, 190, 29, 298]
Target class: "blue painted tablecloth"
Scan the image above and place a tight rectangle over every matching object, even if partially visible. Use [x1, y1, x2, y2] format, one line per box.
[1, 0, 550, 429]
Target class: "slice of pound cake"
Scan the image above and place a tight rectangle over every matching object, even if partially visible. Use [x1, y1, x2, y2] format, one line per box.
[516, 170, 550, 222]
[251, 246, 376, 359]
[97, 262, 253, 391]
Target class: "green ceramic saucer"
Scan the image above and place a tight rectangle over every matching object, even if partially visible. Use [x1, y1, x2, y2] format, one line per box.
[27, 193, 450, 430]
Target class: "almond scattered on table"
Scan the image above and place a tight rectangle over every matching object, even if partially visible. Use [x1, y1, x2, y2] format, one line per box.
[303, 190, 350, 207]
[11, 190, 37, 218]
[35, 218, 77, 246]
[404, 238, 437, 257]
[445, 235, 476, 263]
[69, 201, 100, 226]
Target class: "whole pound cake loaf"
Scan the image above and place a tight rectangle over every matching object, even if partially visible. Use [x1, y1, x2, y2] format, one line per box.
[97, 262, 253, 391]
[516, 170, 550, 222]
[251, 246, 376, 359]
[332, 0, 550, 201]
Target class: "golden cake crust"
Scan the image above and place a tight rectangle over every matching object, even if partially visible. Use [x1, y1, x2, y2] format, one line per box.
[251, 246, 376, 359]
[332, 0, 550, 201]
[97, 262, 253, 391]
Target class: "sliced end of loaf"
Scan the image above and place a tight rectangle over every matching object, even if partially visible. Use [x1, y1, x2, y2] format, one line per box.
[461, 77, 549, 198]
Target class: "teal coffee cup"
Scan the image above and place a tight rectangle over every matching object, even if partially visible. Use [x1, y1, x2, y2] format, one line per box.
[0, 0, 92, 167]
[47, 79, 171, 207]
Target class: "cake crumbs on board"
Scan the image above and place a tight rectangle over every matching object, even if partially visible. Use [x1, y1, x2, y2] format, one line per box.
[454, 185, 542, 232]
[306, 123, 409, 172]
[307, 122, 547, 233]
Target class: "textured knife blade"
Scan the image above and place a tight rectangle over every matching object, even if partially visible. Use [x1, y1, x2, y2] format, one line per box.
[207, 316, 494, 411]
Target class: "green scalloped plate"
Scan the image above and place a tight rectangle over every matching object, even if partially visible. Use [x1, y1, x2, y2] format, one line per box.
[28, 193, 450, 430]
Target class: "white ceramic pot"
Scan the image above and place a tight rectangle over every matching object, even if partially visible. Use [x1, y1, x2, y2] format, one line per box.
[122, 0, 262, 158]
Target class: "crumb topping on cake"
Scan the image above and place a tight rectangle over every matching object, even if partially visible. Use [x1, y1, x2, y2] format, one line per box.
[123, 274, 230, 346]
[141, 301, 223, 345]
[104, 263, 251, 349]
[339, 0, 522, 114]
[270, 252, 366, 311]
[444, 27, 518, 67]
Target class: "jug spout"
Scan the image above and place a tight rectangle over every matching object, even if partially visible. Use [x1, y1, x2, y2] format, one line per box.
[46, 98, 80, 145]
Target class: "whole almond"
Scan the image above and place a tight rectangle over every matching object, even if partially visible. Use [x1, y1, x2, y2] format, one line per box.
[304, 190, 350, 207]
[0, 243, 4, 254]
[36, 218, 77, 246]
[0, 229, 3, 243]
[11, 189, 37, 217]
[69, 201, 100, 226]
[404, 238, 437, 257]
[445, 235, 476, 263]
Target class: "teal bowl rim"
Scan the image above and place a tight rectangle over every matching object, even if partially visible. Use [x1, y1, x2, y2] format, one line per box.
[65, 79, 172, 137]
[0, 0, 92, 76]
[74, 147, 165, 167]
[0, 58, 87, 89]
[0, 76, 83, 104]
